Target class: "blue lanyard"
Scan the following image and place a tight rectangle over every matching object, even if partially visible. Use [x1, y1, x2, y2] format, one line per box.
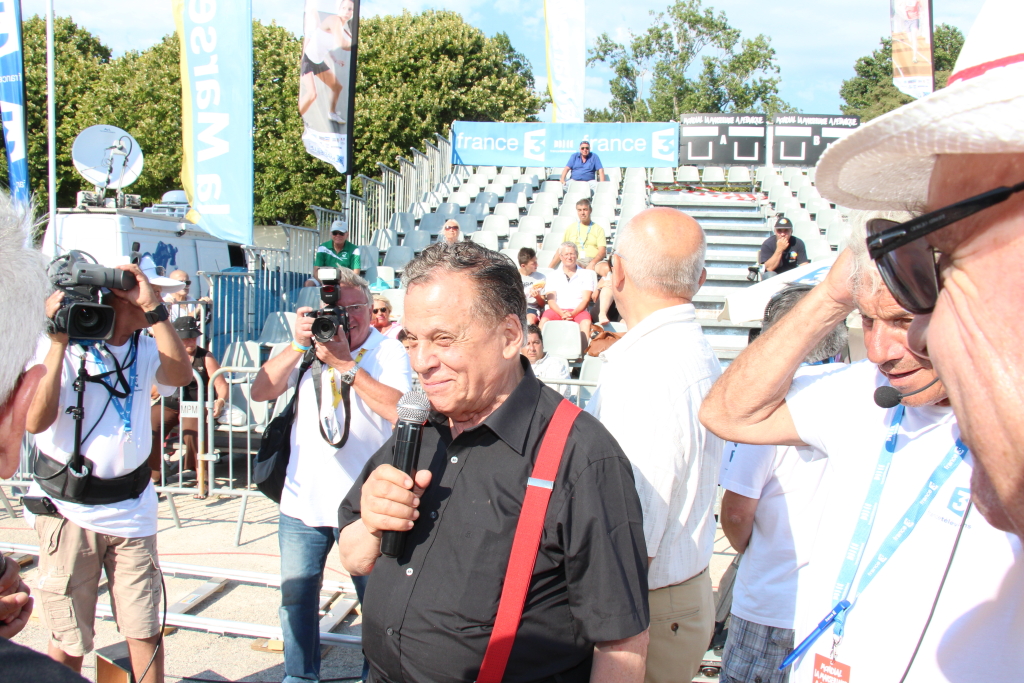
[574, 221, 593, 251]
[88, 340, 138, 433]
[780, 406, 968, 670]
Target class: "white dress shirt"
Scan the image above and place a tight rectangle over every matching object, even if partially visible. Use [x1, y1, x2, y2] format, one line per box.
[585, 304, 723, 590]
[531, 352, 572, 398]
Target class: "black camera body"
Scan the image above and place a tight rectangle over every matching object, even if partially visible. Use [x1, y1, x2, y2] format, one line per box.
[48, 251, 136, 341]
[304, 268, 350, 344]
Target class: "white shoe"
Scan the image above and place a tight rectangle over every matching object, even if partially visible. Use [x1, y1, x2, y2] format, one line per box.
[328, 111, 345, 124]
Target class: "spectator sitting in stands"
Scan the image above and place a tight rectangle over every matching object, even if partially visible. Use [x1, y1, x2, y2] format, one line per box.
[371, 296, 402, 340]
[518, 247, 546, 325]
[522, 324, 571, 398]
[163, 270, 211, 324]
[314, 220, 361, 280]
[541, 242, 597, 339]
[758, 216, 809, 278]
[441, 219, 462, 244]
[559, 140, 605, 192]
[592, 259, 620, 326]
[548, 198, 606, 270]
[396, 329, 421, 392]
[149, 316, 228, 484]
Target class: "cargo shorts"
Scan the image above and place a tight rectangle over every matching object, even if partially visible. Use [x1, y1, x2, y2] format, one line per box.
[34, 514, 162, 656]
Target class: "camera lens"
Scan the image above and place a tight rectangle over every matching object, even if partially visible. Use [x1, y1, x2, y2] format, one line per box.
[311, 316, 338, 343]
[74, 306, 104, 335]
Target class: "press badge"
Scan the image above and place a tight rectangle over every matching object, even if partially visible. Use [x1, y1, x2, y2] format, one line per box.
[812, 654, 851, 683]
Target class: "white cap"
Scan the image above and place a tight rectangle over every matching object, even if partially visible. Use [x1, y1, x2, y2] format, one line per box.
[331, 220, 348, 234]
[138, 254, 186, 293]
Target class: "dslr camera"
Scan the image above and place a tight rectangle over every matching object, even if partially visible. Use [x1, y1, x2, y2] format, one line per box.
[304, 268, 350, 344]
[47, 251, 135, 341]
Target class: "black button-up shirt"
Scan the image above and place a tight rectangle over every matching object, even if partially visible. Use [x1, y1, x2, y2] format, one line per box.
[339, 358, 649, 683]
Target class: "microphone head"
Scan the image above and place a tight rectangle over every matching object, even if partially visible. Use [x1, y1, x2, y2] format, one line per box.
[397, 390, 431, 424]
[873, 385, 903, 409]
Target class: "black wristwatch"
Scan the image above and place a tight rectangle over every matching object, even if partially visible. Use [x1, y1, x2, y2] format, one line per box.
[144, 305, 170, 325]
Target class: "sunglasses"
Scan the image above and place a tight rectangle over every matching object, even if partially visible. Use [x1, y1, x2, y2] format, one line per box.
[372, 307, 389, 314]
[443, 225, 459, 230]
[867, 180, 1024, 314]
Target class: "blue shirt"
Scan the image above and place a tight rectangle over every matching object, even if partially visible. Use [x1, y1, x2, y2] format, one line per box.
[565, 152, 604, 181]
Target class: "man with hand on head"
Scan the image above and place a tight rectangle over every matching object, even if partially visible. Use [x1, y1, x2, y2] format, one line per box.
[24, 255, 193, 683]
[251, 267, 410, 683]
[585, 208, 722, 683]
[337, 241, 650, 683]
[699, 215, 1016, 683]
[0, 199, 87, 681]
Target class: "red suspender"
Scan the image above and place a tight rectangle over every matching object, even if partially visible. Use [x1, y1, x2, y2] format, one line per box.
[476, 399, 582, 683]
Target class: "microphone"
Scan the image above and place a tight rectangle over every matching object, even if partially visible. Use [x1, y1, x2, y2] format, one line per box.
[873, 377, 941, 408]
[380, 390, 431, 558]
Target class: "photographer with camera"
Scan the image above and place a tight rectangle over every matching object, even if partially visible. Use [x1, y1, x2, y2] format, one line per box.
[22, 254, 192, 683]
[251, 267, 410, 683]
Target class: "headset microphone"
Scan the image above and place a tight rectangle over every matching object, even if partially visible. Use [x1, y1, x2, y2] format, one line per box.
[873, 377, 941, 408]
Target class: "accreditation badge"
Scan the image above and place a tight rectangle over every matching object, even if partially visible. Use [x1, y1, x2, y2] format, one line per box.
[812, 654, 851, 683]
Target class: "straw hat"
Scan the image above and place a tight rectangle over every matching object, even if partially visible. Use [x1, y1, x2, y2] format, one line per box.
[815, 0, 1024, 210]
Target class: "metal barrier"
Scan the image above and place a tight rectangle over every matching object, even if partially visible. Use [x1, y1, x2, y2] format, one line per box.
[274, 222, 321, 276]
[396, 155, 418, 213]
[378, 162, 403, 216]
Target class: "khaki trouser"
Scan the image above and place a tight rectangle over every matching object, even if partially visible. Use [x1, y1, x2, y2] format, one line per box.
[645, 567, 715, 683]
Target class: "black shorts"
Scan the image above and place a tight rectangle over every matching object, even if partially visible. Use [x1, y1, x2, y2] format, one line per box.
[301, 53, 329, 77]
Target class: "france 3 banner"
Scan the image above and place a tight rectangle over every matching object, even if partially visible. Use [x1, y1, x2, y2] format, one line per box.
[890, 0, 934, 99]
[0, 0, 28, 207]
[173, 0, 254, 245]
[299, 0, 360, 174]
[451, 123, 679, 168]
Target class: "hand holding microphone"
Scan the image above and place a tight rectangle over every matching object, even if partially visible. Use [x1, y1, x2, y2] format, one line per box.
[379, 391, 430, 558]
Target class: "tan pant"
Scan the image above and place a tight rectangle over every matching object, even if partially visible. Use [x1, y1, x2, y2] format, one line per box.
[645, 567, 715, 683]
[34, 514, 162, 656]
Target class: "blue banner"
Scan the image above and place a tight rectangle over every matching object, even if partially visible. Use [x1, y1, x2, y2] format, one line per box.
[451, 122, 679, 168]
[0, 0, 28, 206]
[174, 0, 254, 245]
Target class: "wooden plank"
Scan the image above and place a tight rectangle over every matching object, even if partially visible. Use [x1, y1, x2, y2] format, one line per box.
[318, 596, 357, 634]
[168, 578, 228, 614]
[251, 638, 285, 653]
[319, 590, 341, 613]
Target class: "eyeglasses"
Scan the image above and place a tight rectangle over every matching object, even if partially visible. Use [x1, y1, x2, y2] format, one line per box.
[372, 307, 389, 314]
[341, 303, 368, 315]
[580, 146, 590, 151]
[442, 225, 459, 231]
[866, 180, 1024, 313]
[181, 280, 191, 286]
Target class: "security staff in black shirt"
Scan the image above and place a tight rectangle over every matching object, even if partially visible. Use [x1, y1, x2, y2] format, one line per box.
[338, 242, 650, 683]
[758, 216, 809, 277]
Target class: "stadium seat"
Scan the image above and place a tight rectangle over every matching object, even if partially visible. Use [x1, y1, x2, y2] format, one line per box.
[550, 215, 575, 234]
[421, 192, 443, 209]
[478, 166, 499, 178]
[621, 178, 647, 194]
[525, 167, 546, 182]
[388, 212, 415, 235]
[792, 220, 819, 242]
[471, 231, 499, 250]
[257, 312, 296, 346]
[760, 173, 784, 192]
[797, 185, 821, 204]
[591, 195, 616, 214]
[466, 173, 488, 190]
[768, 185, 793, 206]
[443, 173, 463, 188]
[510, 182, 534, 200]
[407, 202, 431, 220]
[379, 287, 404, 320]
[676, 166, 701, 183]
[807, 236, 834, 261]
[403, 229, 432, 253]
[825, 220, 848, 247]
[727, 167, 753, 186]
[603, 321, 627, 333]
[504, 190, 528, 209]
[493, 174, 516, 191]
[451, 215, 476, 235]
[507, 231, 541, 252]
[356, 244, 380, 268]
[435, 202, 459, 217]
[464, 203, 489, 224]
[578, 354, 604, 406]
[474, 191, 500, 209]
[806, 167, 817, 185]
[448, 191, 474, 208]
[499, 248, 519, 263]
[788, 208, 813, 224]
[619, 193, 648, 211]
[371, 228, 398, 251]
[481, 215, 511, 237]
[604, 169, 622, 187]
[558, 201, 583, 217]
[419, 213, 446, 236]
[382, 246, 415, 272]
[500, 166, 521, 176]
[754, 167, 770, 183]
[623, 167, 647, 184]
[651, 168, 675, 184]
[532, 192, 560, 210]
[781, 167, 803, 184]
[374, 266, 397, 288]
[593, 182, 617, 198]
[517, 216, 546, 234]
[537, 249, 558, 266]
[221, 341, 261, 371]
[593, 212, 614, 231]
[815, 207, 839, 229]
[542, 320, 584, 362]
[526, 203, 554, 223]
[567, 180, 593, 196]
[701, 167, 726, 184]
[789, 174, 809, 191]
[493, 203, 520, 223]
[541, 180, 564, 197]
[541, 232, 565, 252]
[616, 207, 642, 235]
[434, 182, 454, 199]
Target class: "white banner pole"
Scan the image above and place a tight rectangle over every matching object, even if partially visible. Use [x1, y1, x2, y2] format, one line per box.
[46, 0, 56, 219]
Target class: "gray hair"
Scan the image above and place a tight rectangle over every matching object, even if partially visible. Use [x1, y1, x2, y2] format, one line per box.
[615, 213, 706, 298]
[847, 210, 917, 298]
[763, 284, 848, 363]
[558, 241, 578, 256]
[402, 241, 527, 334]
[0, 197, 49, 407]
[333, 267, 372, 305]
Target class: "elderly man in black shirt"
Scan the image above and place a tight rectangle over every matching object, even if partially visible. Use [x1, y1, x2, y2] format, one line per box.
[338, 241, 650, 682]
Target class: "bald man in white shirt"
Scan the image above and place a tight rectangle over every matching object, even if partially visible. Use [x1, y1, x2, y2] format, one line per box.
[585, 207, 721, 683]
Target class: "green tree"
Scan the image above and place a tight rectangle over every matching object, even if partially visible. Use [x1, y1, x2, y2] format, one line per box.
[587, 0, 789, 122]
[840, 24, 964, 120]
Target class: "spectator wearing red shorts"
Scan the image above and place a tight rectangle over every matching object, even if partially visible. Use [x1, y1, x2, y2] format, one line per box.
[541, 242, 597, 339]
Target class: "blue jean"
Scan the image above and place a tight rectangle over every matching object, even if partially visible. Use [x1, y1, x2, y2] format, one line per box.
[279, 512, 369, 683]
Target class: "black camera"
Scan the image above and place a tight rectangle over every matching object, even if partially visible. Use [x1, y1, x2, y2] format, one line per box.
[48, 251, 135, 341]
[304, 268, 350, 344]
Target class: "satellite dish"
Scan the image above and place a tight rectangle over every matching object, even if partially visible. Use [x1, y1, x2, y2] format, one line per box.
[71, 125, 144, 190]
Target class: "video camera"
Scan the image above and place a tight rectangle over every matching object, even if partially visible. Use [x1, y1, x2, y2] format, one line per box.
[304, 268, 350, 344]
[47, 251, 135, 341]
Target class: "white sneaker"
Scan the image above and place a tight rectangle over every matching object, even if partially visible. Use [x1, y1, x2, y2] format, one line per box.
[328, 111, 345, 124]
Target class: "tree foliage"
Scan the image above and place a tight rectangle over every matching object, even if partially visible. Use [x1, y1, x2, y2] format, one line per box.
[2, 12, 540, 226]
[586, 0, 789, 122]
[839, 24, 964, 121]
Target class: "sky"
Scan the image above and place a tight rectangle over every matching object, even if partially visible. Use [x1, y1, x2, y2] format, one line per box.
[21, 0, 985, 117]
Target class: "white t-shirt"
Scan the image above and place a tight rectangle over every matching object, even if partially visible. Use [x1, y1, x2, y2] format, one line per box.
[521, 272, 545, 311]
[279, 328, 411, 528]
[720, 365, 842, 630]
[545, 265, 597, 310]
[24, 335, 176, 538]
[531, 352, 571, 398]
[787, 360, 1019, 683]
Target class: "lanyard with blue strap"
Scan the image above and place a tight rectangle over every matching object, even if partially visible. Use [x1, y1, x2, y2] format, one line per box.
[85, 334, 139, 433]
[780, 404, 969, 670]
[573, 221, 594, 255]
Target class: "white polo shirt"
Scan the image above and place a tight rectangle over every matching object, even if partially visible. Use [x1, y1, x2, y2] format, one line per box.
[280, 328, 411, 528]
[545, 265, 597, 311]
[585, 304, 723, 590]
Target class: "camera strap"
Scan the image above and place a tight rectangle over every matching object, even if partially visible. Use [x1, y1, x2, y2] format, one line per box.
[83, 331, 140, 433]
[311, 360, 351, 449]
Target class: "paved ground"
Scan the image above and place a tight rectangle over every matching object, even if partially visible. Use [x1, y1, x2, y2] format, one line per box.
[1, 488, 738, 683]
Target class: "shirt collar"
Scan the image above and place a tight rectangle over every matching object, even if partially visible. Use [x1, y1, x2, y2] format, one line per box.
[353, 326, 384, 354]
[479, 356, 540, 455]
[601, 303, 697, 361]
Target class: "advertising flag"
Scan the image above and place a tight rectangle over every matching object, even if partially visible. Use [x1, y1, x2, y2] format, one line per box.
[543, 0, 585, 123]
[0, 0, 29, 207]
[300, 0, 360, 174]
[891, 0, 935, 99]
[174, 0, 254, 245]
